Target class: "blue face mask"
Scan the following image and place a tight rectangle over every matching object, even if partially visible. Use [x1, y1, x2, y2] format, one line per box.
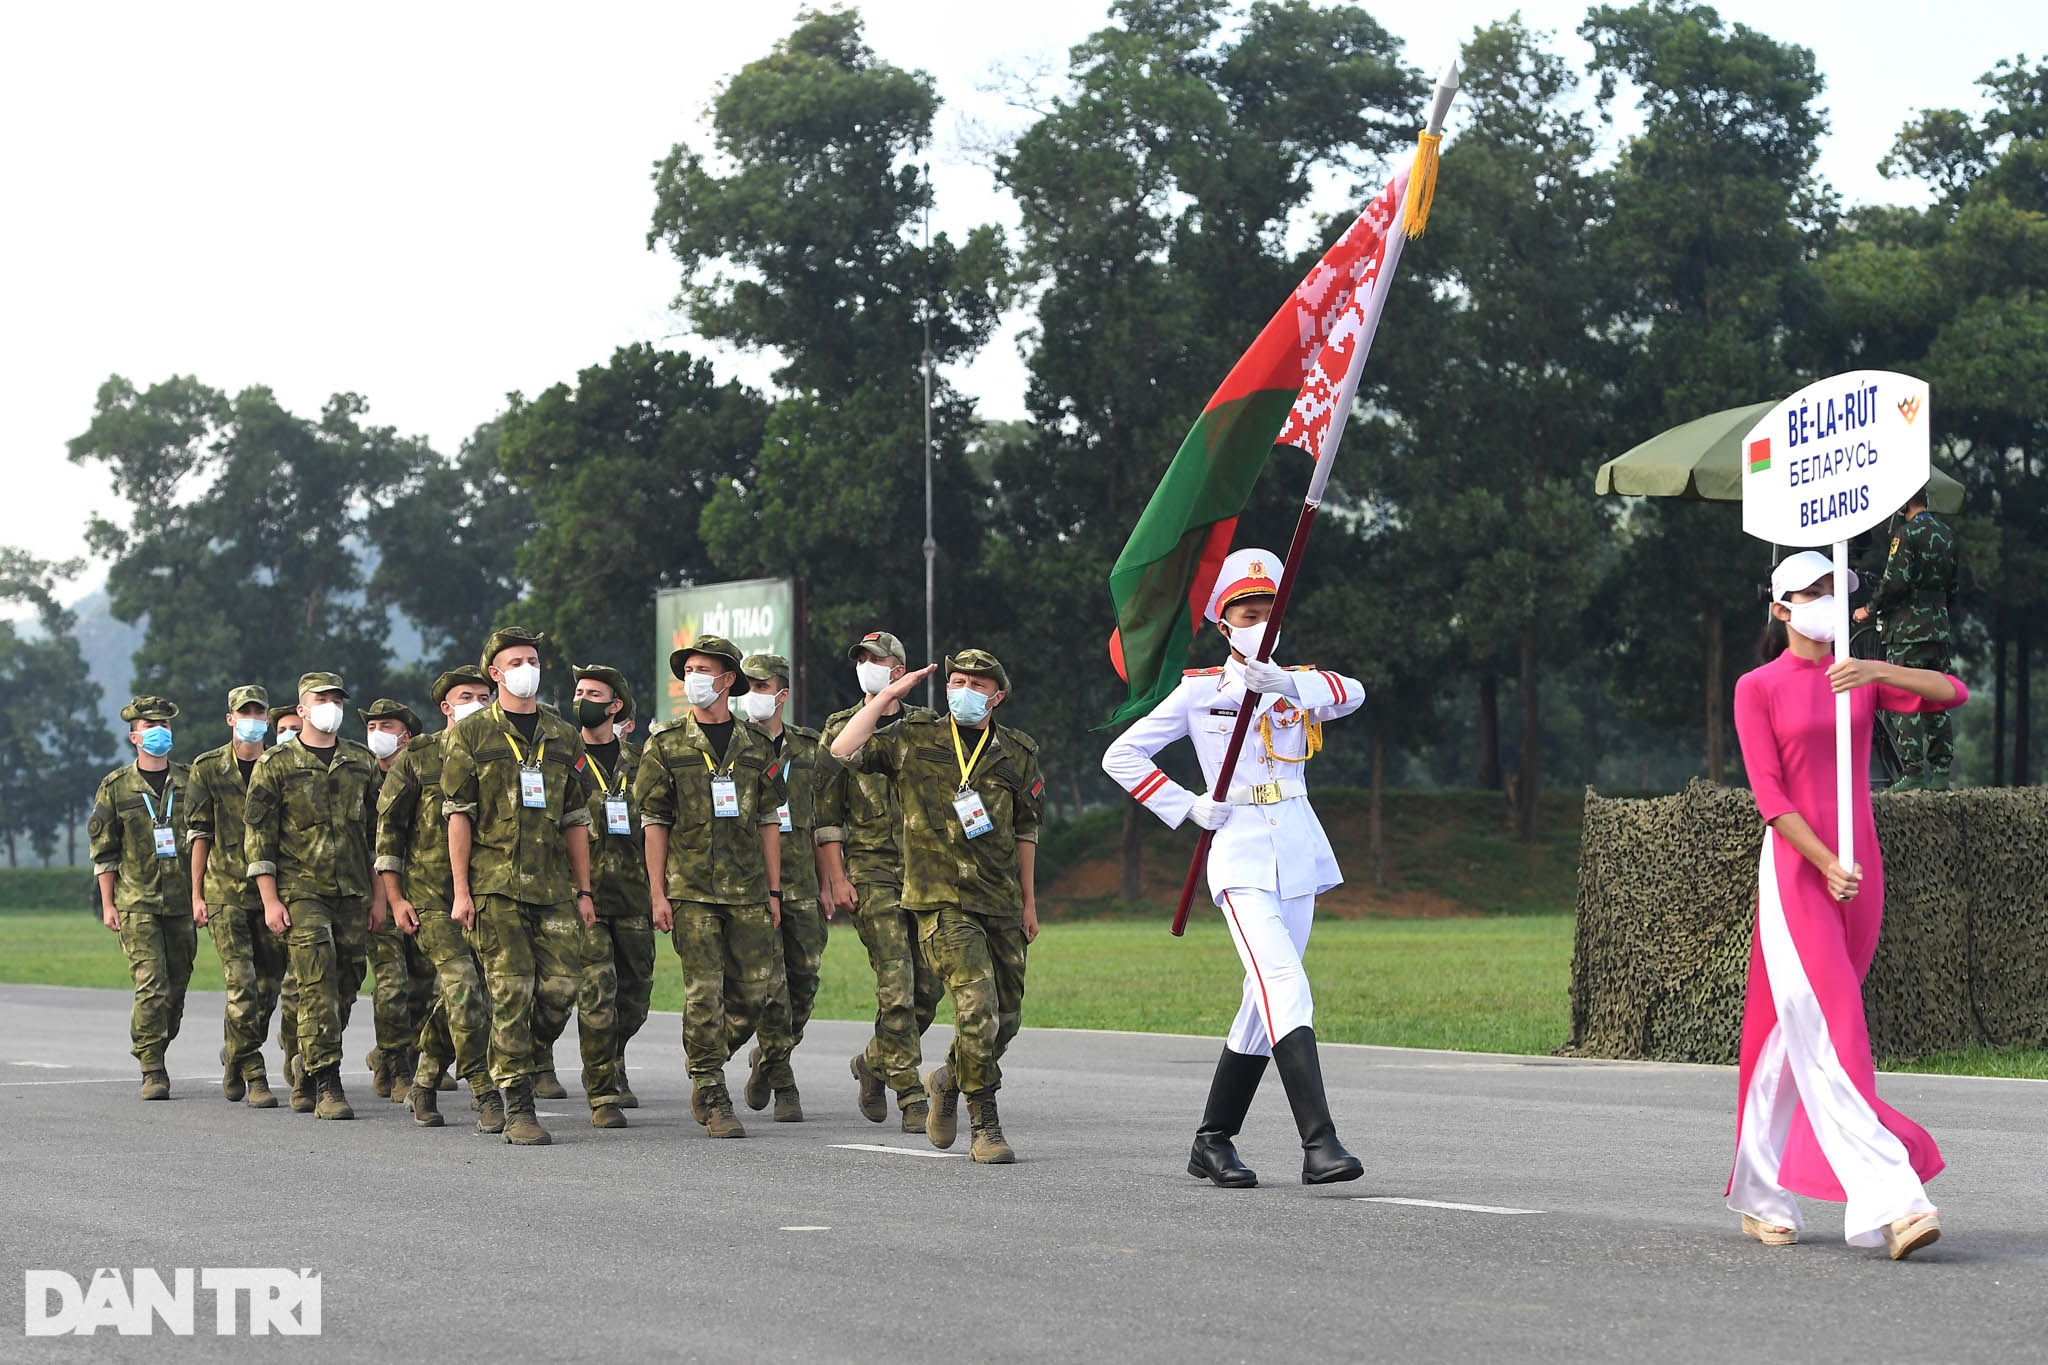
[947, 687, 991, 726]
[138, 726, 174, 758]
[234, 717, 269, 745]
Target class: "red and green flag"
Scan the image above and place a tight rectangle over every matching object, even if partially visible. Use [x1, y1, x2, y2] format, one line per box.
[1104, 171, 1407, 725]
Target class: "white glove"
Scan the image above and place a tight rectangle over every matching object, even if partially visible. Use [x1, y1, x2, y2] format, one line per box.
[1187, 796, 1231, 831]
[1241, 658, 1298, 698]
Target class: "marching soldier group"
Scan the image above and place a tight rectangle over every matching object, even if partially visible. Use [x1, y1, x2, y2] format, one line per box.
[88, 625, 1042, 1162]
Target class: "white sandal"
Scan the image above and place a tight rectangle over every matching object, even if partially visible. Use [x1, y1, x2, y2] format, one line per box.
[1883, 1211, 1941, 1260]
[1740, 1213, 1798, 1246]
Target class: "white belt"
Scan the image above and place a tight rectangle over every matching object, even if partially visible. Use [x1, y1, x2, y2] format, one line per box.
[1225, 779, 1306, 806]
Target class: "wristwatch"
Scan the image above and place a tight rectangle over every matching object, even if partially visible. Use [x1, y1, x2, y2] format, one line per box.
[576, 889, 594, 900]
[769, 889, 783, 900]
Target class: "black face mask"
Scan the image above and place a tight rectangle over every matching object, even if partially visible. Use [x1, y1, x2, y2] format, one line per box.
[573, 698, 614, 729]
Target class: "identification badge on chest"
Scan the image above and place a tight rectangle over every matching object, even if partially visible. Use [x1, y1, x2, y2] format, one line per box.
[152, 823, 177, 860]
[711, 776, 739, 818]
[519, 765, 547, 809]
[777, 802, 793, 833]
[605, 797, 630, 834]
[952, 787, 993, 839]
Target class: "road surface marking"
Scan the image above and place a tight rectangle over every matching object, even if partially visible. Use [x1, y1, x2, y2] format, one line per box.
[11, 1061, 70, 1069]
[0, 1074, 213, 1088]
[780, 1226, 832, 1232]
[831, 1143, 956, 1160]
[1356, 1197, 1544, 1216]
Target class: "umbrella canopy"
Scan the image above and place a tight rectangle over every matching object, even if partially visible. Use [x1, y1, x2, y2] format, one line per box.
[1595, 399, 1965, 511]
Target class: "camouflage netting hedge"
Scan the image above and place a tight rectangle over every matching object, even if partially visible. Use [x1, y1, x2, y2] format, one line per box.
[1567, 780, 2048, 1064]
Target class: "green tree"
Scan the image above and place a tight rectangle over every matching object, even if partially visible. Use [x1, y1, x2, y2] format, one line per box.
[0, 550, 110, 865]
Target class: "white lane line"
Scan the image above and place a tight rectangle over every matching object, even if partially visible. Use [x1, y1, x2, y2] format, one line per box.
[831, 1142, 956, 1160]
[1356, 1197, 1544, 1216]
[10, 1061, 70, 1069]
[780, 1226, 832, 1232]
[0, 1074, 214, 1088]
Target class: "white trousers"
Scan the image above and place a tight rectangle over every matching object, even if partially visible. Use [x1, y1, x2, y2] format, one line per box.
[1726, 838, 1934, 1245]
[1216, 887, 1315, 1056]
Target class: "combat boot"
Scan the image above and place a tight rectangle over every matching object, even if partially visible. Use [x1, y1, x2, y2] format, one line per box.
[289, 1065, 316, 1113]
[1188, 1048, 1267, 1188]
[139, 1070, 170, 1101]
[966, 1094, 1015, 1164]
[389, 1051, 417, 1104]
[617, 1065, 639, 1109]
[501, 1078, 552, 1146]
[1272, 1026, 1363, 1185]
[313, 1066, 355, 1121]
[925, 1065, 961, 1150]
[744, 1046, 771, 1111]
[474, 1081, 505, 1135]
[773, 1087, 804, 1123]
[532, 1068, 568, 1100]
[222, 1068, 246, 1103]
[851, 1052, 887, 1123]
[901, 1099, 929, 1133]
[435, 1065, 456, 1092]
[702, 1084, 747, 1139]
[283, 1053, 302, 1087]
[367, 1047, 391, 1099]
[591, 1103, 629, 1129]
[411, 1082, 444, 1127]
[690, 1084, 712, 1126]
[244, 1073, 278, 1109]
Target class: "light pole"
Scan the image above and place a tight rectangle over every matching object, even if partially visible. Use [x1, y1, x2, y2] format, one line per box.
[921, 154, 936, 710]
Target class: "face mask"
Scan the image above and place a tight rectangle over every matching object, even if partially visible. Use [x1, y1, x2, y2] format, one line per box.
[573, 698, 614, 729]
[856, 661, 896, 696]
[1785, 596, 1839, 644]
[736, 691, 780, 723]
[1227, 620, 1280, 659]
[277, 730, 299, 745]
[684, 672, 724, 708]
[948, 687, 991, 726]
[366, 730, 401, 760]
[449, 700, 486, 725]
[501, 663, 541, 699]
[233, 717, 269, 745]
[306, 701, 345, 735]
[138, 726, 174, 758]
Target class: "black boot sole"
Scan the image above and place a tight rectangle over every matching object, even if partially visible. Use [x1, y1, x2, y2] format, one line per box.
[1302, 1161, 1365, 1185]
[1188, 1157, 1259, 1188]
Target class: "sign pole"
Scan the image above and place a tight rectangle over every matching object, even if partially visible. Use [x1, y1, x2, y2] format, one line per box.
[1833, 538, 1854, 876]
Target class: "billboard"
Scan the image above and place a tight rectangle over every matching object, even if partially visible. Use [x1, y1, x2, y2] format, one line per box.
[652, 577, 797, 725]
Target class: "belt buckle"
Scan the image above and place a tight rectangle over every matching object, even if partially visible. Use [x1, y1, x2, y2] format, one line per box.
[1251, 781, 1283, 805]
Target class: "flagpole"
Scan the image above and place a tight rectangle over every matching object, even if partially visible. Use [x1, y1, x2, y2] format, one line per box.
[1171, 61, 1460, 937]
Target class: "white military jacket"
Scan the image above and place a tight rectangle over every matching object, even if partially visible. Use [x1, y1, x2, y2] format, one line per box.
[1102, 661, 1364, 900]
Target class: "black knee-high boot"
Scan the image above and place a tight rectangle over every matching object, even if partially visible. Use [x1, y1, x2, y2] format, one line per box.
[1188, 1048, 1268, 1188]
[1271, 1026, 1363, 1184]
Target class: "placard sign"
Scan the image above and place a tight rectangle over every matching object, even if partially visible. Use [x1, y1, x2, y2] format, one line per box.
[1740, 370, 1930, 547]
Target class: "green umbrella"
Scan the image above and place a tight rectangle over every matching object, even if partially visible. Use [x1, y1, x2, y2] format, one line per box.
[1595, 399, 1965, 511]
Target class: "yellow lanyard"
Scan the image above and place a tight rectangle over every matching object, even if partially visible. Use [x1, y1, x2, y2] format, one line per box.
[502, 716, 546, 769]
[949, 718, 992, 791]
[588, 753, 620, 796]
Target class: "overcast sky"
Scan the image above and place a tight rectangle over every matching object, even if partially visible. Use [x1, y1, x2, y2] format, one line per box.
[1, 1, 2028, 601]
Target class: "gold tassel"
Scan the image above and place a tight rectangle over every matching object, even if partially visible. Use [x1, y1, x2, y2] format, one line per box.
[1402, 130, 1442, 238]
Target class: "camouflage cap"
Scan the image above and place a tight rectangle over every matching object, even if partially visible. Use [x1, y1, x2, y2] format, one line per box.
[226, 684, 269, 712]
[268, 704, 300, 728]
[572, 664, 635, 723]
[430, 666, 491, 705]
[359, 697, 424, 736]
[945, 648, 1010, 695]
[847, 630, 907, 664]
[479, 625, 545, 672]
[741, 652, 791, 686]
[669, 635, 747, 695]
[120, 695, 179, 723]
[297, 671, 349, 698]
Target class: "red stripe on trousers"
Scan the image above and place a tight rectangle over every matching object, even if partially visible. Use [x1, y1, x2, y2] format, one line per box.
[1222, 891, 1279, 1048]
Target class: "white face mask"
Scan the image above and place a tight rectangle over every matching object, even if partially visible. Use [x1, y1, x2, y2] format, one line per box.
[1785, 596, 1840, 644]
[1227, 620, 1279, 660]
[736, 691, 780, 723]
[366, 730, 401, 760]
[449, 700, 487, 725]
[855, 660, 896, 696]
[501, 663, 541, 699]
[306, 701, 345, 736]
[277, 731, 298, 745]
[684, 672, 723, 708]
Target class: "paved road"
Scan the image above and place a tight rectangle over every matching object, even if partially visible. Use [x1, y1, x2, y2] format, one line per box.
[2, 983, 2042, 1361]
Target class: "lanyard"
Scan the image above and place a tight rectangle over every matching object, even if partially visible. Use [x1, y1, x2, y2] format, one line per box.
[589, 755, 620, 796]
[949, 719, 992, 791]
[140, 782, 174, 825]
[503, 727, 546, 769]
[700, 749, 733, 780]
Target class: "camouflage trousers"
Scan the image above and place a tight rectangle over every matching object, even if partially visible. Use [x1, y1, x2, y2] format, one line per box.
[277, 908, 367, 1067]
[367, 918, 437, 1054]
[465, 895, 581, 1091]
[206, 902, 285, 1080]
[1885, 640, 1956, 775]
[119, 909, 197, 1072]
[853, 882, 943, 1106]
[670, 900, 786, 1089]
[283, 897, 370, 1075]
[920, 906, 1027, 1097]
[724, 896, 826, 1088]
[595, 914, 656, 1069]
[411, 907, 490, 1090]
[532, 906, 619, 1109]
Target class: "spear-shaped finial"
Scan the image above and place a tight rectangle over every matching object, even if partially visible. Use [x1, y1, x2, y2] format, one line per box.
[1402, 59, 1462, 238]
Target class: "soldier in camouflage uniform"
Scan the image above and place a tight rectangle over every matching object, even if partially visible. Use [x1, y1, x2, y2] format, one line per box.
[186, 684, 284, 1108]
[442, 626, 600, 1146]
[361, 697, 437, 1101]
[831, 649, 1042, 1164]
[817, 630, 943, 1130]
[733, 651, 831, 1122]
[634, 635, 785, 1139]
[377, 668, 499, 1131]
[572, 664, 652, 1112]
[1856, 489, 1960, 789]
[246, 672, 383, 1120]
[91, 696, 196, 1101]
[269, 703, 306, 1079]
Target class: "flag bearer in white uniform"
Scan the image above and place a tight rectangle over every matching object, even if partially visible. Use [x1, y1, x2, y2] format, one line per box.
[1101, 547, 1366, 1187]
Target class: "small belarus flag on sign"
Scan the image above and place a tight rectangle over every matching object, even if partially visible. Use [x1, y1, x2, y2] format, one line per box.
[1747, 437, 1771, 473]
